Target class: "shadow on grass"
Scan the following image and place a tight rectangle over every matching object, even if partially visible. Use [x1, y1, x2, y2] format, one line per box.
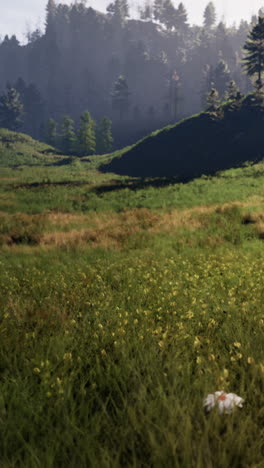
[92, 176, 190, 194]
[14, 180, 90, 189]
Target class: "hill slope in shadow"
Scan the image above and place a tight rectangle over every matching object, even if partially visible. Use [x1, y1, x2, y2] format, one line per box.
[102, 94, 264, 180]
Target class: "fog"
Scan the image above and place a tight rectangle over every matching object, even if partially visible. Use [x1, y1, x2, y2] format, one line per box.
[1, 0, 264, 41]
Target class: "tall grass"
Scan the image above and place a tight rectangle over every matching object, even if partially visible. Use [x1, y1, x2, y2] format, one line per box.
[0, 152, 264, 466]
[0, 245, 264, 467]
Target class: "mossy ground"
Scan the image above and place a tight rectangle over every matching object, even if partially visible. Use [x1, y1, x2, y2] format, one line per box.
[0, 130, 264, 467]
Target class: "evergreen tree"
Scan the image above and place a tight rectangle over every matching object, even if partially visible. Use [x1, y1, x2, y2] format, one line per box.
[153, 0, 164, 22]
[107, 0, 129, 24]
[97, 116, 113, 154]
[139, 2, 153, 22]
[15, 78, 45, 138]
[45, 0, 57, 35]
[206, 88, 219, 111]
[78, 111, 96, 155]
[175, 3, 189, 33]
[243, 16, 264, 90]
[45, 118, 57, 146]
[111, 75, 130, 120]
[213, 60, 231, 97]
[0, 87, 23, 131]
[225, 80, 239, 100]
[60, 115, 76, 154]
[200, 64, 214, 108]
[168, 71, 182, 120]
[203, 2, 216, 29]
[161, 0, 177, 31]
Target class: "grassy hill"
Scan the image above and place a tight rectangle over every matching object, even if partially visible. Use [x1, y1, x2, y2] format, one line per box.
[102, 94, 264, 179]
[0, 124, 264, 466]
[0, 128, 64, 167]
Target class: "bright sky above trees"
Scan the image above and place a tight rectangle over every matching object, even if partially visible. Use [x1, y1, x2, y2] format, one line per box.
[1, 0, 264, 41]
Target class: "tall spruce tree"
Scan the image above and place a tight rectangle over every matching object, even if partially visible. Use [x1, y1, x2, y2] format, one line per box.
[200, 64, 214, 108]
[78, 111, 96, 155]
[107, 0, 129, 24]
[161, 0, 177, 31]
[45, 118, 57, 146]
[60, 115, 76, 154]
[243, 16, 264, 90]
[225, 80, 239, 100]
[203, 2, 216, 29]
[206, 88, 219, 111]
[0, 87, 23, 131]
[153, 0, 164, 22]
[15, 78, 45, 138]
[97, 116, 113, 154]
[213, 60, 231, 97]
[139, 2, 153, 21]
[175, 3, 189, 33]
[168, 71, 182, 120]
[112, 75, 130, 120]
[45, 0, 57, 35]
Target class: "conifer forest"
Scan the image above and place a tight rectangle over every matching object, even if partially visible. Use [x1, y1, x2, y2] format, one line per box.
[1, 2, 264, 466]
[0, 0, 260, 151]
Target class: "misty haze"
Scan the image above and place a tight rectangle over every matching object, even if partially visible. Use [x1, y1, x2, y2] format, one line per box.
[0, 1, 264, 467]
[0, 0, 262, 150]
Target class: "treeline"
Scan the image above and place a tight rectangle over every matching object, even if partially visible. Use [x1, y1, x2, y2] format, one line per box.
[0, 83, 113, 155]
[0, 0, 263, 148]
[45, 113, 113, 155]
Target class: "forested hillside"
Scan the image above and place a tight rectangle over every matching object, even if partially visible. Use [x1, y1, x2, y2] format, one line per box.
[0, 0, 259, 149]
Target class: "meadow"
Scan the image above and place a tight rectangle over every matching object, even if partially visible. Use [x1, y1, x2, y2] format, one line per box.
[0, 132, 264, 467]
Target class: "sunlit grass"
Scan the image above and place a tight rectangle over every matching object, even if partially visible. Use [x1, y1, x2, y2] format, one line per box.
[0, 246, 264, 467]
[0, 150, 264, 466]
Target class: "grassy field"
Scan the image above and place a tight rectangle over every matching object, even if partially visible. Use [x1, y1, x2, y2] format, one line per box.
[0, 131, 264, 467]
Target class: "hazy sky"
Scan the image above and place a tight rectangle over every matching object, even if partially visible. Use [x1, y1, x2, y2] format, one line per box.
[1, 0, 264, 42]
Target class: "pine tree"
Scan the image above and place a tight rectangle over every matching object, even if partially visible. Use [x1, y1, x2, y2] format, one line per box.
[200, 64, 214, 108]
[243, 16, 264, 91]
[45, 118, 57, 146]
[225, 80, 239, 100]
[213, 60, 231, 97]
[161, 0, 177, 30]
[78, 111, 96, 156]
[60, 115, 76, 154]
[111, 75, 130, 120]
[203, 2, 216, 29]
[45, 0, 57, 35]
[168, 71, 182, 120]
[97, 116, 113, 154]
[139, 2, 153, 22]
[153, 0, 164, 22]
[206, 88, 219, 111]
[15, 79, 45, 138]
[0, 87, 24, 131]
[107, 0, 129, 24]
[175, 3, 189, 33]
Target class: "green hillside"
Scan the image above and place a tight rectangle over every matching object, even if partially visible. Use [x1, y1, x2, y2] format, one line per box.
[102, 94, 264, 179]
[0, 123, 264, 467]
[0, 128, 64, 167]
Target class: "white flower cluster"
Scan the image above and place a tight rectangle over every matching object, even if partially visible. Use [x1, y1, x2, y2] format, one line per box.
[204, 391, 244, 414]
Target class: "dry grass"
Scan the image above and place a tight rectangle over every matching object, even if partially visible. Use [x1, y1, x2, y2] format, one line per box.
[2, 202, 264, 249]
[241, 211, 264, 239]
[42, 207, 207, 248]
[256, 222, 264, 239]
